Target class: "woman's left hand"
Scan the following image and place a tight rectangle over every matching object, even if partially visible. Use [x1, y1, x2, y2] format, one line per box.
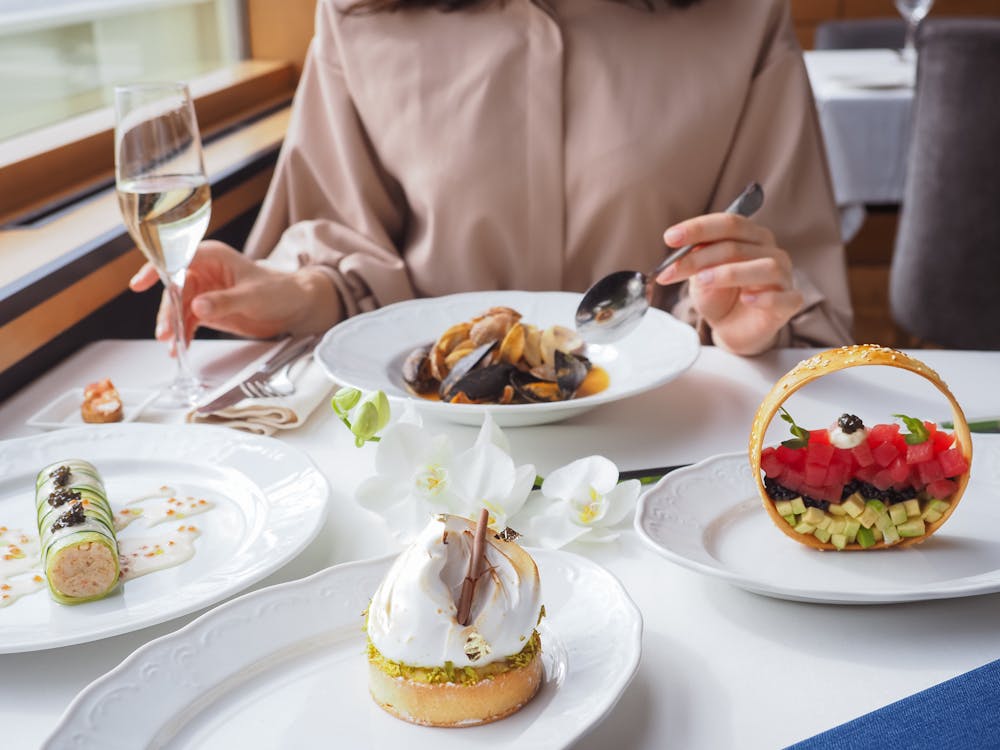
[656, 212, 804, 356]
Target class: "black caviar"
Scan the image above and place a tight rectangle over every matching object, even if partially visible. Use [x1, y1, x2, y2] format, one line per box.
[49, 465, 71, 487]
[47, 487, 81, 508]
[837, 414, 865, 434]
[51, 502, 86, 532]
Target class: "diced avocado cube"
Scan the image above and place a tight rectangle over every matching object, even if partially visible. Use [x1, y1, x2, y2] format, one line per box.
[775, 500, 794, 517]
[828, 503, 847, 516]
[831, 533, 848, 550]
[782, 514, 797, 526]
[802, 507, 826, 525]
[816, 515, 831, 530]
[875, 512, 894, 532]
[794, 522, 816, 535]
[866, 499, 886, 513]
[928, 499, 950, 513]
[872, 527, 884, 542]
[828, 518, 847, 535]
[842, 494, 866, 518]
[883, 525, 901, 545]
[889, 504, 908, 525]
[859, 507, 879, 529]
[813, 527, 832, 544]
[903, 499, 921, 518]
[922, 509, 943, 523]
[897, 519, 926, 538]
[790, 497, 807, 515]
[844, 519, 861, 543]
[856, 527, 876, 548]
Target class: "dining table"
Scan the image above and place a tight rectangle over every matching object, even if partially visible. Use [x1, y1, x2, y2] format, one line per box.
[2, 337, 1000, 749]
[804, 49, 916, 243]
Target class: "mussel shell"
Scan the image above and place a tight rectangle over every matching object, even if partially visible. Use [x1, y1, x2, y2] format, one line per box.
[510, 370, 563, 403]
[440, 363, 514, 402]
[554, 350, 591, 398]
[402, 344, 437, 394]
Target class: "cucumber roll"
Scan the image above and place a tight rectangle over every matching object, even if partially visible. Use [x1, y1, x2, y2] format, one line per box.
[35, 459, 120, 604]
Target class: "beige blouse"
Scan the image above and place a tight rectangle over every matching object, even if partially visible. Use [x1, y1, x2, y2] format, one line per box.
[245, 0, 854, 348]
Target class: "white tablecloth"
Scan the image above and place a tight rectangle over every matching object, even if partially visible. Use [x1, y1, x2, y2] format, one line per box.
[2, 340, 1000, 749]
[805, 50, 916, 241]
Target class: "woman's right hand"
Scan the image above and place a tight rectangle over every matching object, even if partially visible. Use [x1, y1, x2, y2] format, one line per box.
[129, 240, 341, 348]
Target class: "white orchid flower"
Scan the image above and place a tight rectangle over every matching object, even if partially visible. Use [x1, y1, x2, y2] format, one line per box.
[512, 456, 640, 548]
[450, 413, 536, 529]
[355, 411, 534, 542]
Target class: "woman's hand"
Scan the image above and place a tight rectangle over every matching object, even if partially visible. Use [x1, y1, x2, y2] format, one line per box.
[656, 213, 803, 356]
[129, 240, 341, 349]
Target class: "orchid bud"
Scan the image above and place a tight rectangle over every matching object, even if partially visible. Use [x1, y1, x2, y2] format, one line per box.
[350, 390, 391, 445]
[331, 387, 362, 415]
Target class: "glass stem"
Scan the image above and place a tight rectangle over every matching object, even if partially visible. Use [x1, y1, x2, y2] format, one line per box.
[166, 276, 196, 389]
[904, 17, 918, 56]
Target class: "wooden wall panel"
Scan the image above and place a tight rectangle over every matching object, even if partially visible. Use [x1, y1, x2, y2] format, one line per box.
[246, 0, 318, 77]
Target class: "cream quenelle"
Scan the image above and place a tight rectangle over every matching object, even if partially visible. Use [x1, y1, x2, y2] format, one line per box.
[367, 514, 542, 669]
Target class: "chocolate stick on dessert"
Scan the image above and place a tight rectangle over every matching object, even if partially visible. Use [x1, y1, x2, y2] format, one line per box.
[457, 508, 490, 626]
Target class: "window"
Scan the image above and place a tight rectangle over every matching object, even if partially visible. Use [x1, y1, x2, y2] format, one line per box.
[0, 0, 245, 143]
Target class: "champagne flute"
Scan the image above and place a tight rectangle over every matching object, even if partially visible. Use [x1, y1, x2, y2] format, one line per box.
[114, 82, 211, 408]
[894, 0, 934, 61]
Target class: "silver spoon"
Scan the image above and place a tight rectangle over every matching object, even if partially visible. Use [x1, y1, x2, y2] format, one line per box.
[575, 181, 765, 344]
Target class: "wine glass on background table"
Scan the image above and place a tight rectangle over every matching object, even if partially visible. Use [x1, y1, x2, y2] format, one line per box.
[114, 82, 211, 408]
[894, 0, 934, 61]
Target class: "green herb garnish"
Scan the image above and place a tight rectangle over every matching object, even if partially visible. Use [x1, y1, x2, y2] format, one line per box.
[894, 413, 929, 445]
[779, 407, 810, 449]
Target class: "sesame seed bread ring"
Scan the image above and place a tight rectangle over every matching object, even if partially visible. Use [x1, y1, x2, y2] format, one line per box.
[749, 345, 973, 550]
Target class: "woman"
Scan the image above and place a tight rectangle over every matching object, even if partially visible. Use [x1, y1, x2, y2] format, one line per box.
[132, 0, 853, 356]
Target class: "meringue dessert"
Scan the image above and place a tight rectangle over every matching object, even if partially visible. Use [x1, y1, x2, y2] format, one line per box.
[366, 513, 544, 727]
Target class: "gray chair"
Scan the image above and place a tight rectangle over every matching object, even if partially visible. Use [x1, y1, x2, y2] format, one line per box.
[889, 18, 1000, 349]
[814, 18, 906, 50]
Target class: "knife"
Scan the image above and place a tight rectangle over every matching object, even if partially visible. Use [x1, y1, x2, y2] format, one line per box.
[194, 335, 318, 415]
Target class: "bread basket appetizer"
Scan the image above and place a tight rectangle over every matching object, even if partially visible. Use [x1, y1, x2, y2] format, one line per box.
[749, 345, 973, 551]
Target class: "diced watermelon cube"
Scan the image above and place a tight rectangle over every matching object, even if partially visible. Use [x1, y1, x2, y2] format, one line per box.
[938, 448, 969, 477]
[869, 423, 901, 445]
[851, 441, 875, 467]
[805, 463, 827, 486]
[806, 443, 835, 468]
[888, 457, 910, 484]
[923, 421, 938, 438]
[776, 445, 806, 468]
[917, 459, 945, 485]
[855, 465, 879, 484]
[809, 429, 831, 445]
[872, 469, 895, 490]
[927, 478, 958, 500]
[932, 430, 955, 452]
[819, 484, 843, 503]
[906, 440, 934, 464]
[872, 441, 900, 468]
[783, 468, 805, 493]
[761, 452, 786, 479]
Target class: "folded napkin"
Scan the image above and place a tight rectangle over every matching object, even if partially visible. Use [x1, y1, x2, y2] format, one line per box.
[186, 355, 335, 436]
[788, 658, 1000, 749]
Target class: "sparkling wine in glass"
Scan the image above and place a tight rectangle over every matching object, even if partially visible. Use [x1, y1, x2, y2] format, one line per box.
[115, 82, 211, 408]
[894, 0, 934, 60]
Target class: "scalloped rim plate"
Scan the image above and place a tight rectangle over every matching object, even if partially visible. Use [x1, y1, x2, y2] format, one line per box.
[46, 550, 642, 750]
[315, 290, 700, 427]
[0, 424, 328, 652]
[635, 435, 1000, 604]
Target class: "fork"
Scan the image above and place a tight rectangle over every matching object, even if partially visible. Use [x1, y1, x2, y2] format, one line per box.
[239, 345, 313, 400]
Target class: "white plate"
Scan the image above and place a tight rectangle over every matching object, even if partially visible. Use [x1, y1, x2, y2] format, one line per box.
[0, 424, 328, 653]
[635, 435, 1000, 604]
[26, 388, 158, 430]
[316, 290, 700, 427]
[46, 549, 642, 750]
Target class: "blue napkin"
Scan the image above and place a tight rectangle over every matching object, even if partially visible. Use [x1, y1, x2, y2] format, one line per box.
[788, 659, 1000, 749]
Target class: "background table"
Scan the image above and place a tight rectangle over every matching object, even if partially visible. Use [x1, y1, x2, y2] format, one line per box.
[2, 340, 1000, 749]
[805, 49, 915, 242]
